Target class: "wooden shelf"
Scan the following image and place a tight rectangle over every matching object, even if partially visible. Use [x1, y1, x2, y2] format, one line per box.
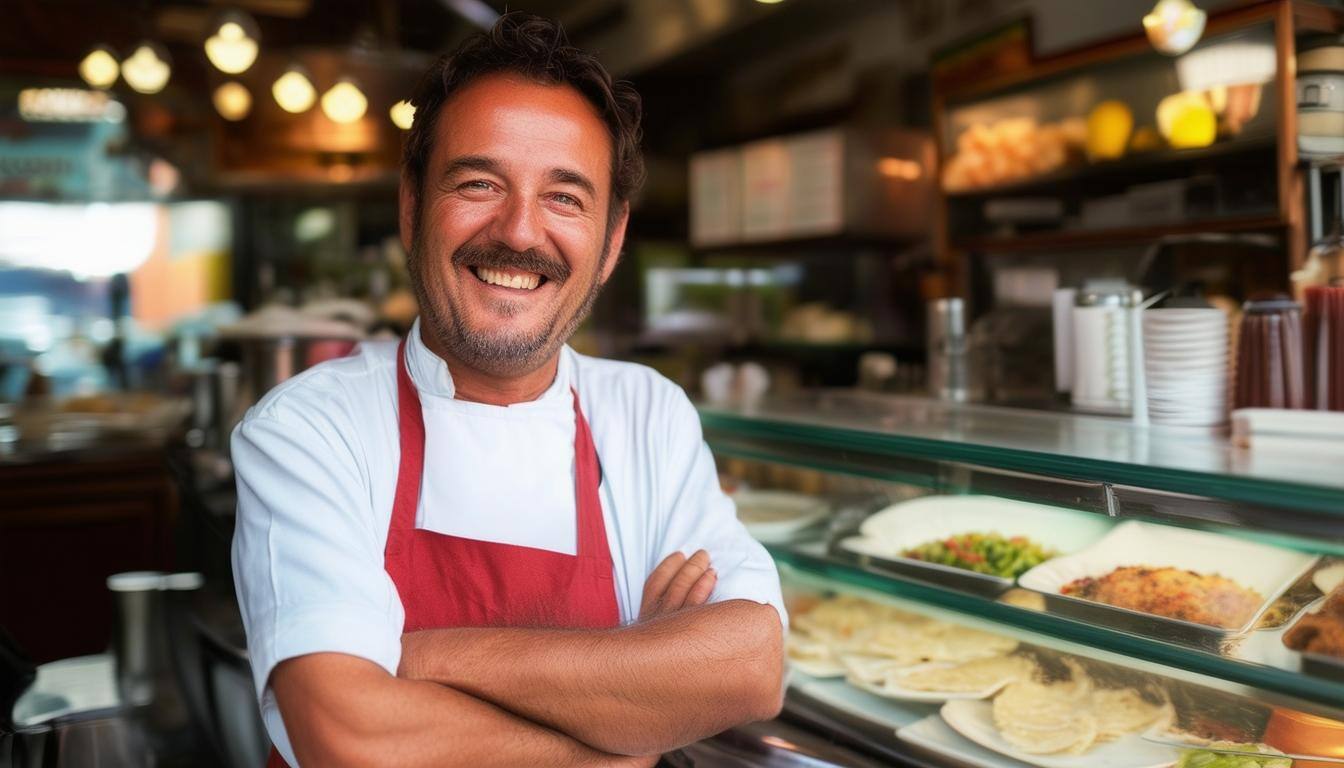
[952, 215, 1285, 253]
[944, 135, 1278, 201]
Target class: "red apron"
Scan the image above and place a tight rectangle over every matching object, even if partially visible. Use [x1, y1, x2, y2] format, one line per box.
[266, 338, 620, 767]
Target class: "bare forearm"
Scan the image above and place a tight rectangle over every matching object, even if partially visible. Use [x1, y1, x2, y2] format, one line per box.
[400, 600, 785, 755]
[274, 654, 648, 768]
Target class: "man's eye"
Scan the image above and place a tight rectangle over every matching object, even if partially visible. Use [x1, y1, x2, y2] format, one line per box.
[460, 180, 493, 192]
[552, 193, 581, 208]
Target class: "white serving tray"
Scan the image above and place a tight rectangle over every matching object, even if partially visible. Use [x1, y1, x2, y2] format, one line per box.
[898, 714, 1037, 768]
[939, 699, 1179, 768]
[1017, 521, 1319, 639]
[732, 490, 830, 544]
[790, 670, 933, 731]
[838, 495, 1113, 595]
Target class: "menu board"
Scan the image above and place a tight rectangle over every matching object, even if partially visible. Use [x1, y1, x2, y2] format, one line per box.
[689, 148, 742, 247]
[698, 129, 847, 245]
[741, 138, 792, 241]
[785, 130, 845, 237]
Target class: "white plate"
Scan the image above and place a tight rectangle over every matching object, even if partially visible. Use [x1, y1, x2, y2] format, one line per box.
[940, 699, 1180, 768]
[732, 490, 830, 543]
[851, 495, 1113, 561]
[1017, 521, 1319, 636]
[848, 662, 1018, 703]
[899, 714, 1038, 768]
[1143, 309, 1228, 321]
[791, 670, 934, 731]
[788, 656, 847, 678]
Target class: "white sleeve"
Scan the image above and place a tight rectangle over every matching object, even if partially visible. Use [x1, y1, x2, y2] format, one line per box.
[230, 398, 404, 708]
[656, 391, 788, 631]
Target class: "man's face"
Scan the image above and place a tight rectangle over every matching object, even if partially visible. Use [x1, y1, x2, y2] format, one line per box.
[400, 73, 627, 378]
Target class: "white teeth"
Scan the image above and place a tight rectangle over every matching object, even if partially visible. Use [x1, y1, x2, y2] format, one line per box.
[476, 267, 540, 290]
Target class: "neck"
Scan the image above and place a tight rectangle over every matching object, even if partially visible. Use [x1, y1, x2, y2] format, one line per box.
[418, 326, 560, 406]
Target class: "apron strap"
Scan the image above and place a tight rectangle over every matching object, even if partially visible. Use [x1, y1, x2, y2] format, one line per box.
[571, 387, 610, 564]
[387, 337, 425, 558]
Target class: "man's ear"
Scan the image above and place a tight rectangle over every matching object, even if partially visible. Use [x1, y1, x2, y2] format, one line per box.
[600, 202, 630, 285]
[398, 176, 416, 254]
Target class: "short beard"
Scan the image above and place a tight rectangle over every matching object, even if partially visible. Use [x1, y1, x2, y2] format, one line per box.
[409, 227, 612, 379]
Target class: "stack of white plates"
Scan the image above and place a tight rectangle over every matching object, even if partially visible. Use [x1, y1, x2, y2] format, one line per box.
[1142, 307, 1230, 426]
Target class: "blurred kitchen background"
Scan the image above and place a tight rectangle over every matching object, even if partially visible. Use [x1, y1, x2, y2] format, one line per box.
[2, 0, 1343, 765]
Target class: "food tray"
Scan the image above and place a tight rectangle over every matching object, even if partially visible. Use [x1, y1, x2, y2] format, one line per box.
[833, 495, 1113, 599]
[732, 490, 830, 544]
[1018, 521, 1319, 646]
[1282, 596, 1344, 683]
[833, 537, 1020, 598]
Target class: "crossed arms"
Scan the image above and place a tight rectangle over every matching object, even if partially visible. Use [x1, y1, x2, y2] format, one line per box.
[270, 551, 786, 767]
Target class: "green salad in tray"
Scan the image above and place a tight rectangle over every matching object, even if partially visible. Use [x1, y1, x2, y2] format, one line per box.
[901, 532, 1057, 579]
[1176, 745, 1292, 768]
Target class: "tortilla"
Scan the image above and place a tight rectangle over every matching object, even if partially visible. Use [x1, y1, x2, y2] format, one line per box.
[892, 654, 1035, 693]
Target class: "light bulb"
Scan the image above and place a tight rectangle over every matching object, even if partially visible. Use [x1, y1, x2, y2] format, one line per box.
[122, 42, 171, 94]
[389, 100, 415, 130]
[213, 81, 251, 121]
[321, 79, 367, 124]
[205, 13, 259, 74]
[1144, 0, 1207, 56]
[79, 46, 119, 89]
[272, 66, 316, 113]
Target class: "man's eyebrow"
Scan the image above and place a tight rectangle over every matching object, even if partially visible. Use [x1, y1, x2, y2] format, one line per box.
[548, 168, 597, 199]
[441, 155, 503, 179]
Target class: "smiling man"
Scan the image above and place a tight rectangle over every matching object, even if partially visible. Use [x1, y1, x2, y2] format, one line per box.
[230, 13, 786, 768]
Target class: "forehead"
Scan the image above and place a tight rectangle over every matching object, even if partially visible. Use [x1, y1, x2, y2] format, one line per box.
[430, 73, 613, 193]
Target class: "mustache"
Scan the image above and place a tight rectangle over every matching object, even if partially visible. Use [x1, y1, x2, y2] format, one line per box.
[451, 243, 571, 284]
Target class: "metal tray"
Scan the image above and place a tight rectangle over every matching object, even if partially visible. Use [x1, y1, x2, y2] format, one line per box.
[829, 535, 1017, 599]
[1036, 591, 1243, 650]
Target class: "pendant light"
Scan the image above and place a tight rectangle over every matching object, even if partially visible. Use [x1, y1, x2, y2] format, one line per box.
[205, 10, 260, 75]
[321, 78, 367, 124]
[79, 45, 120, 90]
[213, 81, 252, 121]
[121, 42, 172, 94]
[1144, 0, 1207, 55]
[389, 100, 415, 130]
[272, 65, 316, 113]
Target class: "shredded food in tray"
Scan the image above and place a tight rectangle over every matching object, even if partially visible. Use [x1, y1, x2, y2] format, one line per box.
[1061, 566, 1264, 629]
[902, 532, 1058, 579]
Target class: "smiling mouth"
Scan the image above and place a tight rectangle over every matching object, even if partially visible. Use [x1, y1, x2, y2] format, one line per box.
[471, 266, 546, 291]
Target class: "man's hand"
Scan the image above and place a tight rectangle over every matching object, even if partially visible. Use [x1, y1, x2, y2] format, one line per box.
[640, 550, 716, 620]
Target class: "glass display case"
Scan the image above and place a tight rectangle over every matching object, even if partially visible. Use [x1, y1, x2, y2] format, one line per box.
[702, 393, 1344, 767]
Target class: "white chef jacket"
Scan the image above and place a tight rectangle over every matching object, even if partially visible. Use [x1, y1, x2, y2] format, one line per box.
[230, 319, 786, 765]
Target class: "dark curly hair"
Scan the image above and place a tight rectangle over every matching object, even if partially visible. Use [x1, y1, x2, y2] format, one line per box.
[402, 12, 645, 231]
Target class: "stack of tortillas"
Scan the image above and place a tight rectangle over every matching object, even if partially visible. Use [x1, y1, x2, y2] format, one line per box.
[992, 661, 1172, 755]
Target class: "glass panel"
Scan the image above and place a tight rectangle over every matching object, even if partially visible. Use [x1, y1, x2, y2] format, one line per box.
[701, 392, 1344, 516]
[713, 451, 1344, 726]
[781, 566, 1344, 766]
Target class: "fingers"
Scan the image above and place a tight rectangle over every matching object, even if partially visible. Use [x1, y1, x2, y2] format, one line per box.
[640, 551, 686, 617]
[686, 566, 717, 607]
[660, 549, 711, 613]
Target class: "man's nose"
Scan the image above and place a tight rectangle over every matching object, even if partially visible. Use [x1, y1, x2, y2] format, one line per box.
[488, 193, 546, 254]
